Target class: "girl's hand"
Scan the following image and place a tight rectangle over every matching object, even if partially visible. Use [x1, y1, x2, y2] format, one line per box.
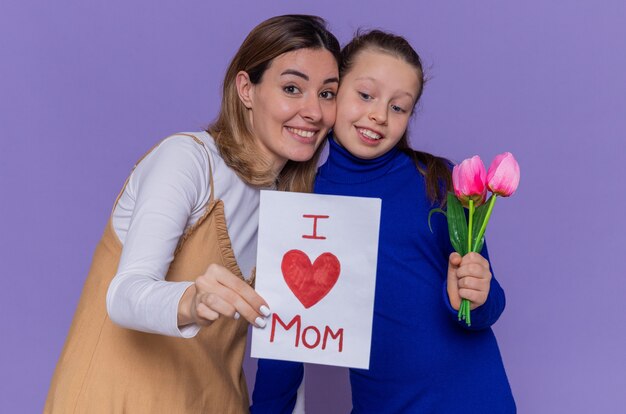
[178, 264, 270, 329]
[446, 252, 491, 311]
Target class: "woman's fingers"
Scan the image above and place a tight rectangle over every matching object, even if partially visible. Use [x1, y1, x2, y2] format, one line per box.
[195, 264, 271, 328]
[195, 302, 221, 326]
[197, 292, 237, 319]
[215, 268, 270, 316]
[206, 284, 268, 328]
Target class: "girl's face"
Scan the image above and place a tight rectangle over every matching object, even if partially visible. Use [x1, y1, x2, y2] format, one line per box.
[333, 50, 421, 160]
[240, 48, 339, 174]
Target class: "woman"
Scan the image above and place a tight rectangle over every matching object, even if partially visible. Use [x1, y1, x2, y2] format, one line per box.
[45, 15, 340, 413]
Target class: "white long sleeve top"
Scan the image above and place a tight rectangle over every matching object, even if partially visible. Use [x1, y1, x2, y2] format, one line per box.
[106, 132, 263, 338]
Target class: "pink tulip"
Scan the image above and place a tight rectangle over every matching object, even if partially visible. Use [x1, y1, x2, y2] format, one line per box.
[486, 152, 520, 197]
[452, 156, 487, 207]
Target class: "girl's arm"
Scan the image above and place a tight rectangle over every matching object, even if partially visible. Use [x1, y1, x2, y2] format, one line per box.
[251, 359, 305, 414]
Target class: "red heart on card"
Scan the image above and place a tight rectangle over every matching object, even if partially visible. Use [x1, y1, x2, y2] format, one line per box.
[281, 250, 341, 309]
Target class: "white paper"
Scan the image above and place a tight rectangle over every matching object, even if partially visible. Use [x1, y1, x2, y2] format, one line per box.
[251, 190, 381, 369]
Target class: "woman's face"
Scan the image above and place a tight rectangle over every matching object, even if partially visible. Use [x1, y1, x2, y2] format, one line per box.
[241, 48, 339, 174]
[333, 50, 420, 160]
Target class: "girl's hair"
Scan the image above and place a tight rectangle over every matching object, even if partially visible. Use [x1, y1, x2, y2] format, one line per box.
[207, 15, 341, 192]
[340, 30, 452, 205]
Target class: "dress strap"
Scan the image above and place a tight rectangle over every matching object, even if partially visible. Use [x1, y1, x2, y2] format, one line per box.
[110, 133, 215, 214]
[176, 133, 215, 204]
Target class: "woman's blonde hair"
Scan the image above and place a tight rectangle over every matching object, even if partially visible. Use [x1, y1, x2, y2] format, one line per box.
[208, 15, 340, 192]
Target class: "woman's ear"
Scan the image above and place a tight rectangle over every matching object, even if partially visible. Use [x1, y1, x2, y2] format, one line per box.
[236, 71, 254, 109]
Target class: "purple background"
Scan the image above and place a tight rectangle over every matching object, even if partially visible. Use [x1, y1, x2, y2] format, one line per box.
[1, 1, 625, 412]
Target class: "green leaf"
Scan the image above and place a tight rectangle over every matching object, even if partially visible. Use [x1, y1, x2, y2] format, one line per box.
[471, 195, 492, 252]
[427, 208, 446, 233]
[446, 192, 468, 255]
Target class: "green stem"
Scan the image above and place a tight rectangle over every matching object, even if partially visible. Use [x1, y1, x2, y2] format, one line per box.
[459, 299, 468, 321]
[462, 200, 476, 327]
[468, 199, 474, 254]
[472, 195, 497, 252]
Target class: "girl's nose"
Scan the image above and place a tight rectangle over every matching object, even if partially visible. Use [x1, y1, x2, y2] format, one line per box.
[368, 106, 387, 125]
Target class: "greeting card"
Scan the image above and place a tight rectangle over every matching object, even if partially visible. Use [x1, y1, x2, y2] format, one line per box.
[251, 191, 381, 369]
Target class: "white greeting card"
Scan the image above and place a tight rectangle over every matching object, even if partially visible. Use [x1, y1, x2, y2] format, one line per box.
[251, 190, 381, 369]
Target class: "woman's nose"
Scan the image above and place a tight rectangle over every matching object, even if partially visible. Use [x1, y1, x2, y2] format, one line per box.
[300, 94, 323, 123]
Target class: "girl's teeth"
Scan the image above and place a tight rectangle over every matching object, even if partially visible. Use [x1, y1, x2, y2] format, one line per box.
[287, 127, 315, 138]
[359, 128, 382, 140]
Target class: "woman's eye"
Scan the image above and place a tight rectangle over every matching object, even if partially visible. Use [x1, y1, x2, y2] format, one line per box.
[391, 104, 406, 113]
[358, 92, 372, 101]
[283, 85, 300, 95]
[320, 90, 336, 100]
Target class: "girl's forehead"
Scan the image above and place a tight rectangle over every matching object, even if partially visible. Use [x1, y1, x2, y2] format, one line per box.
[341, 50, 421, 99]
[349, 50, 415, 74]
[350, 51, 418, 77]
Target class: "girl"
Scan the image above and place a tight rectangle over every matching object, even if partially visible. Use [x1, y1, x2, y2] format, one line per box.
[44, 15, 340, 413]
[251, 30, 515, 413]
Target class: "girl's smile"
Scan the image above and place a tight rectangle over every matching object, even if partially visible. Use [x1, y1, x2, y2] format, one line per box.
[356, 126, 384, 143]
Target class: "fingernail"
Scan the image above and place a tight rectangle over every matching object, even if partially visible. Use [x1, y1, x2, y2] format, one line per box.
[259, 305, 271, 317]
[233, 312, 240, 320]
[255, 317, 267, 328]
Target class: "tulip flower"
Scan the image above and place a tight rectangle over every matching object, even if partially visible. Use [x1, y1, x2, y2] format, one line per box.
[429, 151, 520, 327]
[486, 152, 520, 197]
[452, 156, 487, 207]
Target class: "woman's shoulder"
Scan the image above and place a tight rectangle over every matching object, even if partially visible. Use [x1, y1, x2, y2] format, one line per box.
[157, 131, 214, 157]
[143, 131, 226, 172]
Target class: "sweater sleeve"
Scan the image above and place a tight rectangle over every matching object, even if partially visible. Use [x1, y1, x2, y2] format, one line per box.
[251, 359, 305, 414]
[106, 136, 211, 338]
[442, 242, 507, 330]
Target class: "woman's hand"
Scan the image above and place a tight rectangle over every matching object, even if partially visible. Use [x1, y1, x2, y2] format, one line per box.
[446, 252, 491, 311]
[178, 264, 270, 328]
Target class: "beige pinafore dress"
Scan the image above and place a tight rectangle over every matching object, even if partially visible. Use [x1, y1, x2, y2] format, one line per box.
[45, 134, 252, 413]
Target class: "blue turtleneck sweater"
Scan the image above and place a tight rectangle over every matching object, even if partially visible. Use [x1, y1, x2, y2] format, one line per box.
[251, 138, 515, 413]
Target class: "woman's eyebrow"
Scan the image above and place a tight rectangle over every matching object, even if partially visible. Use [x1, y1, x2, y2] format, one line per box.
[280, 70, 339, 85]
[281, 69, 309, 80]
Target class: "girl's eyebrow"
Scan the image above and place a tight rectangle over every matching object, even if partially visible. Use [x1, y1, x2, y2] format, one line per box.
[281, 69, 339, 85]
[355, 76, 415, 100]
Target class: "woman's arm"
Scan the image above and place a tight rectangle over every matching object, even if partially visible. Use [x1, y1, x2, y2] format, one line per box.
[106, 136, 211, 337]
[106, 136, 270, 336]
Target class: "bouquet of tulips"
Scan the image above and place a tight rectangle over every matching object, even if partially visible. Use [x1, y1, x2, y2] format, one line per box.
[430, 152, 520, 326]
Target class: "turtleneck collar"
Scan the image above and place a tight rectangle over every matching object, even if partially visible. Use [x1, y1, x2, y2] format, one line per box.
[318, 134, 403, 184]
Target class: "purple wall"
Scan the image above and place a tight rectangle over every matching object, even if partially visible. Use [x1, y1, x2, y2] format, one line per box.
[2, 1, 625, 412]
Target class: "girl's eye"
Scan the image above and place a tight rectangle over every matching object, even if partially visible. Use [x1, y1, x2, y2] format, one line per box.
[319, 90, 336, 100]
[283, 85, 301, 95]
[358, 91, 372, 101]
[391, 104, 406, 113]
